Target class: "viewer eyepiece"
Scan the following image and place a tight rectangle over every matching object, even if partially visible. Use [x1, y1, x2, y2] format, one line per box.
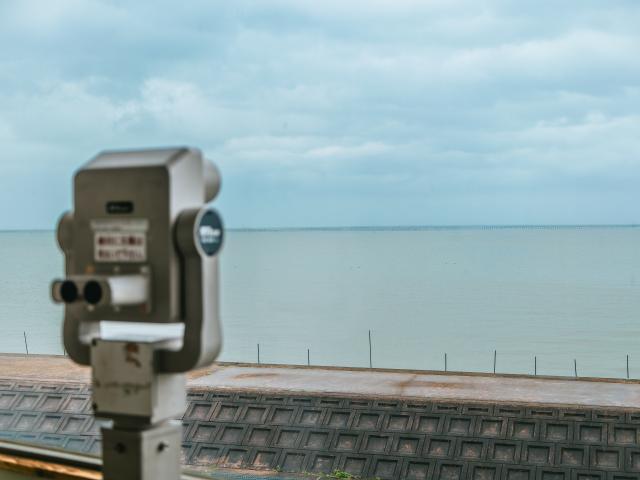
[60, 280, 78, 303]
[84, 280, 103, 305]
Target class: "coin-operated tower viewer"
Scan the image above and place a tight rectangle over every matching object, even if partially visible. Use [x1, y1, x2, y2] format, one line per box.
[51, 147, 224, 480]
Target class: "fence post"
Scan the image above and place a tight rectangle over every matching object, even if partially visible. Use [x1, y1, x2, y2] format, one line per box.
[307, 348, 310, 366]
[257, 343, 260, 364]
[574, 359, 577, 378]
[368, 330, 372, 368]
[23, 332, 29, 355]
[627, 354, 630, 379]
[493, 350, 496, 374]
[444, 353, 447, 372]
[534, 356, 537, 376]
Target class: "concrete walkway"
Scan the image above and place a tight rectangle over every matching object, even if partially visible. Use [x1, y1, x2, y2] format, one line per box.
[2, 354, 640, 409]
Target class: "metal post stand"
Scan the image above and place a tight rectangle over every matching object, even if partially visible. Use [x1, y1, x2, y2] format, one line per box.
[102, 421, 181, 480]
[92, 339, 186, 480]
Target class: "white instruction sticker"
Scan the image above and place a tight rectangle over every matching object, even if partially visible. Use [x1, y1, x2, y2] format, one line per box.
[91, 219, 149, 263]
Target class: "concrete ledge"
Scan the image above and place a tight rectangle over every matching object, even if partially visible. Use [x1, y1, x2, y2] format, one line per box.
[3, 354, 640, 410]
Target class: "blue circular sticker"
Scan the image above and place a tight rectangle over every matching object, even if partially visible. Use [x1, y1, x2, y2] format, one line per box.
[197, 209, 224, 256]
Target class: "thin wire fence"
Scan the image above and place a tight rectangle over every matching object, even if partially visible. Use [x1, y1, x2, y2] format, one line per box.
[5, 331, 638, 381]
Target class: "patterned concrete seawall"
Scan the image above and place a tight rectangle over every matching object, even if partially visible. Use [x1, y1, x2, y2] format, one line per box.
[1, 355, 640, 479]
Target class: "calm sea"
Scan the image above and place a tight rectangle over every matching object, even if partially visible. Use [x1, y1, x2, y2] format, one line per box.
[0, 227, 639, 379]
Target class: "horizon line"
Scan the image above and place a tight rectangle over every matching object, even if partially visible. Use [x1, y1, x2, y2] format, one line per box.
[1, 223, 639, 234]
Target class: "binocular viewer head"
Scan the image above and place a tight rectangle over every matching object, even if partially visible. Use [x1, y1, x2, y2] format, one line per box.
[53, 147, 224, 373]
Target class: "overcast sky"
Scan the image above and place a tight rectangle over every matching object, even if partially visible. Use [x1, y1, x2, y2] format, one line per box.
[1, 0, 639, 229]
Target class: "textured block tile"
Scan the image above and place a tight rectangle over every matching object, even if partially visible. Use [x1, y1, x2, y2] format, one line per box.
[465, 405, 494, 416]
[625, 449, 640, 471]
[261, 395, 286, 404]
[185, 402, 214, 420]
[61, 396, 88, 413]
[510, 420, 538, 440]
[403, 459, 433, 480]
[36, 414, 63, 433]
[469, 462, 501, 480]
[538, 468, 570, 480]
[479, 418, 506, 437]
[406, 402, 430, 412]
[363, 433, 390, 453]
[557, 445, 587, 467]
[346, 399, 371, 409]
[280, 451, 307, 472]
[414, 415, 441, 434]
[594, 412, 625, 423]
[591, 448, 623, 470]
[459, 440, 485, 459]
[39, 434, 65, 447]
[543, 423, 572, 442]
[297, 409, 323, 426]
[60, 415, 87, 437]
[447, 416, 474, 436]
[245, 427, 273, 447]
[496, 406, 525, 417]
[14, 413, 39, 431]
[610, 426, 638, 446]
[217, 425, 246, 444]
[0, 393, 17, 409]
[371, 457, 401, 479]
[220, 447, 249, 467]
[522, 443, 554, 465]
[560, 409, 591, 422]
[573, 471, 604, 480]
[14, 393, 40, 410]
[307, 453, 337, 474]
[425, 437, 455, 457]
[38, 395, 65, 412]
[353, 412, 381, 430]
[242, 406, 268, 424]
[250, 449, 279, 469]
[528, 408, 556, 420]
[0, 412, 15, 429]
[576, 423, 606, 443]
[186, 391, 207, 402]
[192, 444, 223, 465]
[503, 466, 535, 480]
[392, 434, 422, 455]
[435, 460, 465, 480]
[273, 428, 302, 448]
[214, 404, 240, 422]
[189, 423, 217, 442]
[88, 438, 101, 455]
[385, 413, 412, 431]
[491, 441, 520, 463]
[289, 397, 314, 406]
[325, 410, 352, 428]
[64, 437, 89, 453]
[208, 392, 232, 401]
[319, 398, 342, 408]
[609, 474, 640, 480]
[434, 403, 462, 414]
[181, 442, 195, 464]
[333, 432, 361, 452]
[339, 455, 369, 477]
[270, 407, 296, 424]
[236, 394, 260, 403]
[302, 430, 331, 450]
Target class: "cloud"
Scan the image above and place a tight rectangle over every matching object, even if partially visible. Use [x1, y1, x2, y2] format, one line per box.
[0, 1, 639, 228]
